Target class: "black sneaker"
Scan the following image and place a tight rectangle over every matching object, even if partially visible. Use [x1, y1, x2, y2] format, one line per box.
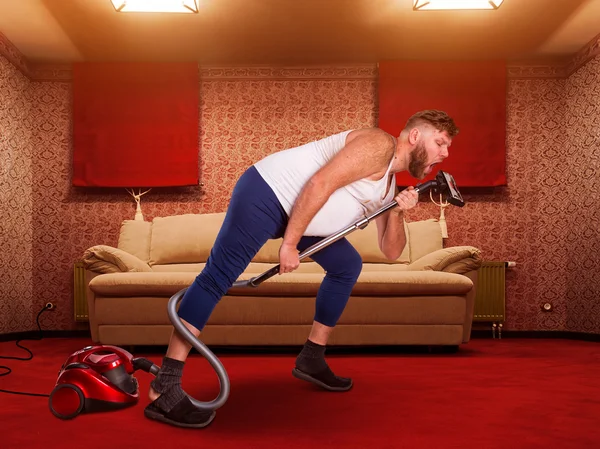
[292, 366, 353, 392]
[144, 396, 216, 428]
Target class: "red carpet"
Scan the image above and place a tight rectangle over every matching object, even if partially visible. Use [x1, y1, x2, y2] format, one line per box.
[1, 337, 599, 449]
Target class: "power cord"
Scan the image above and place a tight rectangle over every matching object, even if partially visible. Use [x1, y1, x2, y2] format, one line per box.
[0, 304, 53, 397]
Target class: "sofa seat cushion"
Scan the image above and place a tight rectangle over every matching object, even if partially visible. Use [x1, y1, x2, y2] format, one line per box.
[151, 262, 326, 274]
[151, 262, 410, 274]
[229, 271, 472, 297]
[351, 271, 472, 295]
[89, 270, 472, 298]
[359, 263, 410, 272]
[151, 263, 207, 272]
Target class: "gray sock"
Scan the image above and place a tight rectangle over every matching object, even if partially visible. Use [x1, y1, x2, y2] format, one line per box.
[150, 356, 186, 412]
[295, 339, 328, 374]
[295, 339, 352, 389]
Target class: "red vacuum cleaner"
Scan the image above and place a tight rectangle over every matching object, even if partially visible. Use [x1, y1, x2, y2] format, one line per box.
[48, 345, 158, 419]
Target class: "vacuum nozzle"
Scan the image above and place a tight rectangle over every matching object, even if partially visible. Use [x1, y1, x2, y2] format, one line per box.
[414, 170, 464, 207]
[436, 170, 464, 207]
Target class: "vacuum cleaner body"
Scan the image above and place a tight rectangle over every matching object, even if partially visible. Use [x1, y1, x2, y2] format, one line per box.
[49, 345, 144, 419]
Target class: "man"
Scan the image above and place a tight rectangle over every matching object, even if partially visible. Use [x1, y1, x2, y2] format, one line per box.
[144, 110, 459, 428]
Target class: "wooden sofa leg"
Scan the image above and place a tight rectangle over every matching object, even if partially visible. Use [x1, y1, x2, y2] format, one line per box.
[428, 345, 459, 354]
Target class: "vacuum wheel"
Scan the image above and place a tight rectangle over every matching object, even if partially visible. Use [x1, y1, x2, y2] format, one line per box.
[49, 383, 85, 419]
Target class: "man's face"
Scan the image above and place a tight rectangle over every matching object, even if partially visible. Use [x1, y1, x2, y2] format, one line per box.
[409, 129, 451, 179]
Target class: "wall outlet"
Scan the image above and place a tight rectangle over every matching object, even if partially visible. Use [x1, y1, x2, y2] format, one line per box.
[45, 302, 55, 310]
[541, 302, 553, 312]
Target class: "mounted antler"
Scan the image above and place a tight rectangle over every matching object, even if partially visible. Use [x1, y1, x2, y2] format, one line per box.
[430, 190, 450, 238]
[126, 188, 152, 221]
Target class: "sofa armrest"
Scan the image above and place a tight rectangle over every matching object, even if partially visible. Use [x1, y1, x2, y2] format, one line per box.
[406, 246, 482, 274]
[82, 245, 152, 274]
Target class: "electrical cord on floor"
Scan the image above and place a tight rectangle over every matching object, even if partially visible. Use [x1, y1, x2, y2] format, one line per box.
[0, 304, 52, 397]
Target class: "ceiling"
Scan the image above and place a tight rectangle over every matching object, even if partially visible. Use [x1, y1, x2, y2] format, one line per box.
[0, 0, 599, 65]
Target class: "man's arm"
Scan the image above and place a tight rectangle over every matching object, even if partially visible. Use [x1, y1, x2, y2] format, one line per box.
[278, 128, 395, 273]
[375, 186, 418, 260]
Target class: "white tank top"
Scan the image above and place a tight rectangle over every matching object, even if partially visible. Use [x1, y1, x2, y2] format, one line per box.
[254, 130, 396, 237]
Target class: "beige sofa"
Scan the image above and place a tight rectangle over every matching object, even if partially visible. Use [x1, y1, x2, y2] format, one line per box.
[82, 212, 482, 348]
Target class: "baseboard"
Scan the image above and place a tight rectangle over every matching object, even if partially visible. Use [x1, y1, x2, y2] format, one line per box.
[471, 330, 600, 342]
[1, 329, 599, 344]
[0, 330, 91, 342]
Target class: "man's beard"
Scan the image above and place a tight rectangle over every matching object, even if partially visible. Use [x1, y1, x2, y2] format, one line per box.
[408, 141, 429, 179]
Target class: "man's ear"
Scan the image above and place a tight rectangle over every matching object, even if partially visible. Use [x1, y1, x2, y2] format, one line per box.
[408, 127, 420, 145]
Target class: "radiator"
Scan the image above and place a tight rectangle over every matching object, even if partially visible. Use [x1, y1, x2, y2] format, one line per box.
[73, 261, 89, 322]
[473, 261, 506, 322]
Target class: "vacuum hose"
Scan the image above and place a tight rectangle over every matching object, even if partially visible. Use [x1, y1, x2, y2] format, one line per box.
[167, 288, 230, 412]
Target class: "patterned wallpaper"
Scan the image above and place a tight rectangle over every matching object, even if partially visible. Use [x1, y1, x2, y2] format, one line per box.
[564, 57, 600, 333]
[0, 56, 33, 333]
[0, 38, 599, 335]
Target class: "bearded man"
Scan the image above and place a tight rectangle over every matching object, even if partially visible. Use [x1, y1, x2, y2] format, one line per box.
[144, 110, 459, 428]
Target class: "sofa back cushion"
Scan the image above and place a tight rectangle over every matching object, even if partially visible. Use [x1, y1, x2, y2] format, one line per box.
[119, 212, 443, 266]
[118, 220, 152, 262]
[149, 213, 226, 265]
[407, 218, 443, 261]
[252, 237, 286, 263]
[254, 218, 442, 264]
[345, 219, 411, 264]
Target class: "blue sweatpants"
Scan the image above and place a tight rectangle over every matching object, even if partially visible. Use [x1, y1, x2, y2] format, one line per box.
[177, 166, 363, 331]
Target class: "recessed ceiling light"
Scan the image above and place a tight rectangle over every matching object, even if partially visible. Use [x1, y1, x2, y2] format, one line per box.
[111, 0, 199, 14]
[413, 0, 504, 10]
